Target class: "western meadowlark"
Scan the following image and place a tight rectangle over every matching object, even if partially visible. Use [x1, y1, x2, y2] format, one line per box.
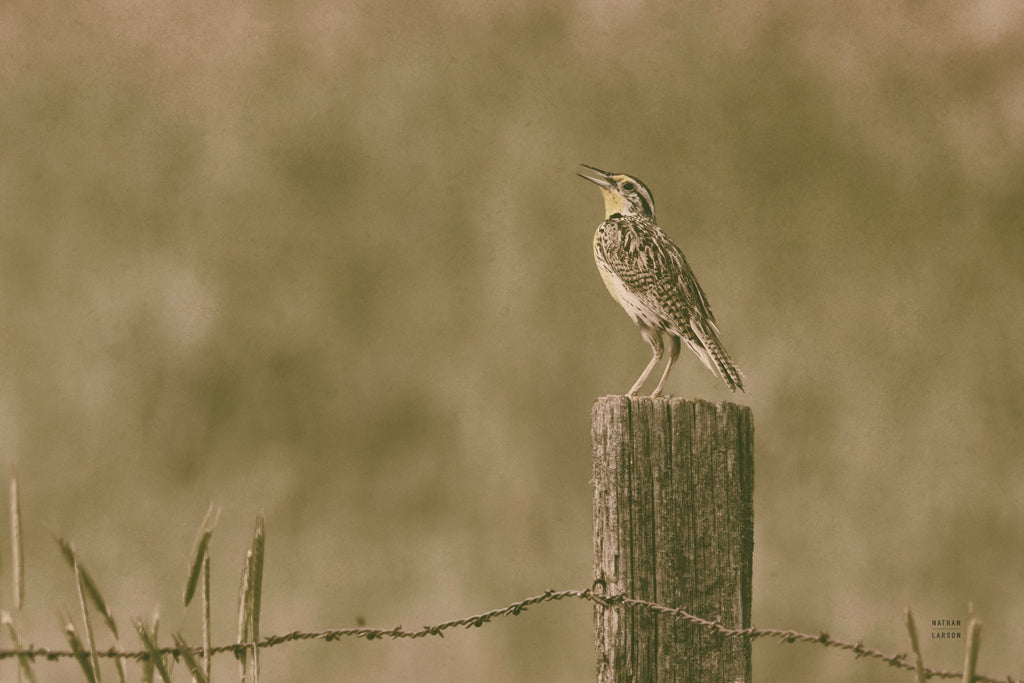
[578, 164, 744, 396]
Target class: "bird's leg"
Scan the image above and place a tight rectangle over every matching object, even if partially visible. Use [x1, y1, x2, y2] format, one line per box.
[651, 334, 681, 397]
[628, 328, 663, 396]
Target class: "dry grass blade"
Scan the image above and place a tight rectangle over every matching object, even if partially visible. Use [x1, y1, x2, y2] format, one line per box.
[11, 466, 24, 612]
[235, 514, 267, 683]
[236, 548, 252, 681]
[56, 537, 119, 638]
[172, 632, 210, 683]
[904, 607, 926, 683]
[248, 514, 265, 683]
[2, 610, 38, 683]
[73, 555, 103, 683]
[962, 618, 982, 683]
[134, 616, 173, 683]
[63, 616, 98, 683]
[138, 612, 164, 683]
[112, 648, 127, 683]
[184, 505, 220, 607]
[202, 554, 212, 682]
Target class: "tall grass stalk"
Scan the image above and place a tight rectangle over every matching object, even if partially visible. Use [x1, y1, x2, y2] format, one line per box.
[10, 466, 24, 612]
[73, 554, 102, 683]
[139, 611, 161, 683]
[56, 538, 126, 683]
[173, 632, 210, 683]
[235, 514, 266, 683]
[134, 615, 172, 683]
[235, 548, 252, 683]
[962, 619, 982, 683]
[63, 615, 97, 683]
[904, 607, 926, 683]
[248, 515, 265, 683]
[1, 610, 37, 683]
[56, 538, 118, 637]
[184, 505, 219, 607]
[203, 554, 212, 682]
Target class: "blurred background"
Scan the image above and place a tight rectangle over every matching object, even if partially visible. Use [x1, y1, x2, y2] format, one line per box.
[2, 0, 1023, 680]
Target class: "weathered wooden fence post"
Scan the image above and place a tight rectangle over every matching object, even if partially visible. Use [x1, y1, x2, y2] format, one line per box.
[592, 396, 754, 682]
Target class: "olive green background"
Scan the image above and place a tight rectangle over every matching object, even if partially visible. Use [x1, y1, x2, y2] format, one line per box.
[3, 1, 1023, 681]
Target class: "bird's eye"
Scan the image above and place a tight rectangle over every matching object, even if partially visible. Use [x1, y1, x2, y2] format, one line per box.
[621, 181, 636, 192]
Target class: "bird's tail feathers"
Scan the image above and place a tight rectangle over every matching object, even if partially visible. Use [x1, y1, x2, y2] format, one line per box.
[684, 318, 745, 392]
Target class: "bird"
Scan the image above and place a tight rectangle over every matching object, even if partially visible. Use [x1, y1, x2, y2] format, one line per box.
[578, 164, 744, 396]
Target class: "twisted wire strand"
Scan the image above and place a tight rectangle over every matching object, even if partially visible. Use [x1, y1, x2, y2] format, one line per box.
[0, 587, 1016, 683]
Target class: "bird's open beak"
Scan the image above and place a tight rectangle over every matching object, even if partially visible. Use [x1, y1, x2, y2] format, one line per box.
[577, 164, 615, 189]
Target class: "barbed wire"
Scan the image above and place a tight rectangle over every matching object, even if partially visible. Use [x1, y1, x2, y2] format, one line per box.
[0, 585, 1017, 682]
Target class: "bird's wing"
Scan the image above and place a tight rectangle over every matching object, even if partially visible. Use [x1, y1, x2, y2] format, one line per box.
[653, 234, 716, 325]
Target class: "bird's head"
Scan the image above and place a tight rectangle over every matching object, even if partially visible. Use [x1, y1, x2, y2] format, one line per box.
[577, 164, 656, 220]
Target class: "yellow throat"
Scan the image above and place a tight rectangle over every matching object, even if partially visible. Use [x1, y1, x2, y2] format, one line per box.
[600, 187, 628, 218]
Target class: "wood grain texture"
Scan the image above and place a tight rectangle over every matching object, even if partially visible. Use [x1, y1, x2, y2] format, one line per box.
[592, 396, 754, 683]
